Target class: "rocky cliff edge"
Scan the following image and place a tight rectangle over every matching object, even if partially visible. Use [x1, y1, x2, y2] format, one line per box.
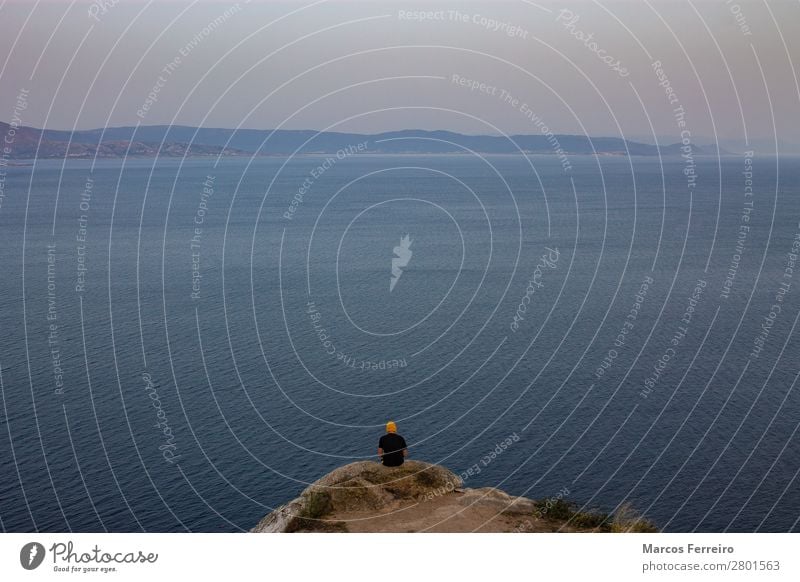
[251, 460, 657, 533]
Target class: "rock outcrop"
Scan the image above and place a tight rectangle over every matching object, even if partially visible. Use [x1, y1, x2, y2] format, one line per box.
[251, 460, 657, 533]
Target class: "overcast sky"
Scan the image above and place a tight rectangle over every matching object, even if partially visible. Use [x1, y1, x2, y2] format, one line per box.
[1, 0, 798, 149]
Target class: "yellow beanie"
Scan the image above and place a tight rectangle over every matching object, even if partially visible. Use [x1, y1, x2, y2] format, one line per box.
[386, 421, 397, 433]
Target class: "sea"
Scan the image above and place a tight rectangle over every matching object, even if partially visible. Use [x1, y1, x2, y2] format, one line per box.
[0, 153, 798, 532]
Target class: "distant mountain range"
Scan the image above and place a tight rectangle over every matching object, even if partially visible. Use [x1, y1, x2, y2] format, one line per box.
[1, 121, 730, 160]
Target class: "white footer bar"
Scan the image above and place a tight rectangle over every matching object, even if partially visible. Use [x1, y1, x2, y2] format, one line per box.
[1, 533, 797, 581]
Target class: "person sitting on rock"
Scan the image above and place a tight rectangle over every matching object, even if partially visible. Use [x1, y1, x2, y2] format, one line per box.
[378, 421, 408, 467]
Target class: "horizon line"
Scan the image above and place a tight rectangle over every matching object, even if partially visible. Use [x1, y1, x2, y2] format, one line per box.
[1, 120, 736, 146]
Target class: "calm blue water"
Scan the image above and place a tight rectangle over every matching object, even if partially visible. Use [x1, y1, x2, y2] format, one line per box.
[1, 154, 799, 532]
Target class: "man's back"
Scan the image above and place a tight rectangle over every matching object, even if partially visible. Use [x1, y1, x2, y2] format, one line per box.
[378, 432, 407, 466]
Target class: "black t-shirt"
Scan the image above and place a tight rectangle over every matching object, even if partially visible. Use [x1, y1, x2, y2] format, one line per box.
[378, 433, 407, 466]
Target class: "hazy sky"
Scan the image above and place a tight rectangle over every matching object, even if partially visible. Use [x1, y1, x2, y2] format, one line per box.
[1, 0, 798, 148]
